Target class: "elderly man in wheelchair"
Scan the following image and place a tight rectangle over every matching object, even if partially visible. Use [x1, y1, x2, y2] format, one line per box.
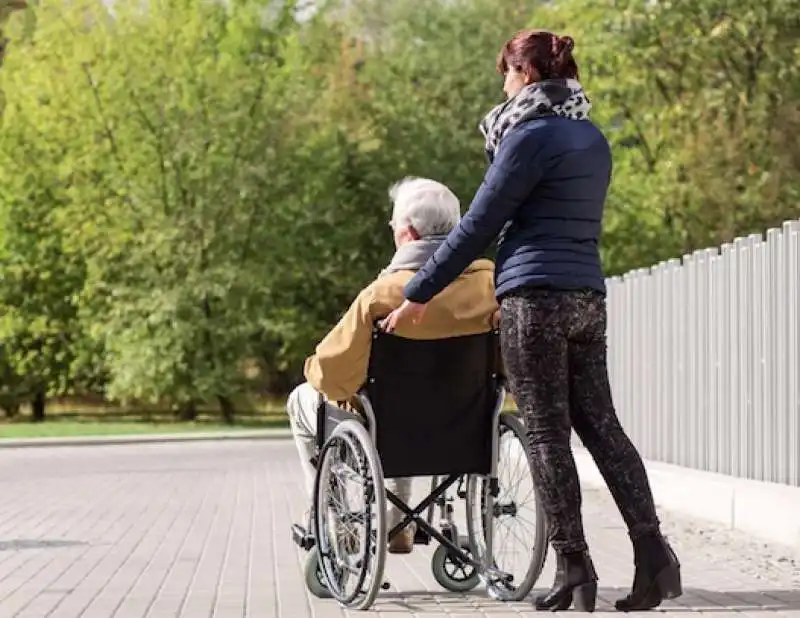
[287, 177, 546, 610]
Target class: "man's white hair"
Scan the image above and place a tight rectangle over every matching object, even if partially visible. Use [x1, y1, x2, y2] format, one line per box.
[389, 177, 460, 237]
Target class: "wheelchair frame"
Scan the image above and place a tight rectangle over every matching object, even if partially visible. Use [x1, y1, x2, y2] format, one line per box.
[291, 380, 548, 610]
[353, 387, 505, 575]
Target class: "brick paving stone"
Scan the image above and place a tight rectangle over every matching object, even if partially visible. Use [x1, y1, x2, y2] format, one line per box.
[0, 440, 795, 617]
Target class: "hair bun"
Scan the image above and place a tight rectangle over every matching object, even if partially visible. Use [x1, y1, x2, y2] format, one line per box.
[560, 36, 575, 53]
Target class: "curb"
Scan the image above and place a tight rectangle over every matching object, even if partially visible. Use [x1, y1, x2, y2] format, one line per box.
[0, 428, 293, 449]
[574, 446, 800, 552]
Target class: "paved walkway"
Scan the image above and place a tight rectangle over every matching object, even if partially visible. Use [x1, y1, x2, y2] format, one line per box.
[0, 439, 797, 617]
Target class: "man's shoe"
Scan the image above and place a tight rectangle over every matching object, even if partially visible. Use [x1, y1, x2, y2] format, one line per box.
[388, 523, 416, 554]
[340, 529, 360, 555]
[615, 535, 682, 611]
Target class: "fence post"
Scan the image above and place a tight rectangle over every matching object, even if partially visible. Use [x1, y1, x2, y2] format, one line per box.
[604, 219, 800, 487]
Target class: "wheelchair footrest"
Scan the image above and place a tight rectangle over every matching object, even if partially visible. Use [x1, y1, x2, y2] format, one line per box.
[291, 524, 315, 551]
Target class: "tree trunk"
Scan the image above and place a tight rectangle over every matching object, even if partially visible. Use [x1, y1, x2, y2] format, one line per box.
[178, 400, 198, 421]
[31, 388, 46, 422]
[198, 295, 236, 425]
[264, 368, 295, 397]
[218, 395, 235, 425]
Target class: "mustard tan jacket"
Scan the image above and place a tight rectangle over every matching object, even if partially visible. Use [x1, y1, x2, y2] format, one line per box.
[304, 259, 499, 402]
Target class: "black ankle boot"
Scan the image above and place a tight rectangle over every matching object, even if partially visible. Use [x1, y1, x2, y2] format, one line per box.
[615, 535, 682, 611]
[535, 550, 598, 612]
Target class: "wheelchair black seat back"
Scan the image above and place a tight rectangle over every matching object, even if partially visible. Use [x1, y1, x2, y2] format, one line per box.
[314, 328, 500, 477]
[296, 327, 548, 611]
[365, 327, 498, 478]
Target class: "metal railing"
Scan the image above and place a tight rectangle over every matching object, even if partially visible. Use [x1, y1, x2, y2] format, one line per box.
[606, 220, 800, 486]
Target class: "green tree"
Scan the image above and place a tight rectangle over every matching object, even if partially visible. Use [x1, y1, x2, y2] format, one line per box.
[0, 2, 98, 420]
[536, 0, 800, 272]
[9, 0, 414, 416]
[341, 0, 534, 208]
[0, 0, 28, 68]
[53, 0, 319, 420]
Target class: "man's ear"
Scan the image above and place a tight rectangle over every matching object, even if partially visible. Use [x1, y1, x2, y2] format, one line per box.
[408, 226, 421, 241]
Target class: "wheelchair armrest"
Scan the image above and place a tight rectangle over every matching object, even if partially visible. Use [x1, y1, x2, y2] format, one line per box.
[353, 390, 377, 430]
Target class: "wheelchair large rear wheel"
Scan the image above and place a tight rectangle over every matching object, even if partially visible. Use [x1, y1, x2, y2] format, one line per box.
[465, 412, 547, 601]
[312, 420, 387, 611]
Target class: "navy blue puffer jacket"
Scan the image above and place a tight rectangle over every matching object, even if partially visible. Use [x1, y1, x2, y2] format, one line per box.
[404, 116, 612, 303]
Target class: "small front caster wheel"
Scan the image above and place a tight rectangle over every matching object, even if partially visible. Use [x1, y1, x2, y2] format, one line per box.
[431, 537, 481, 592]
[304, 549, 332, 598]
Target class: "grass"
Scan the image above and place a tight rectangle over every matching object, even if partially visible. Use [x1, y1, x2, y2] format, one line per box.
[0, 398, 291, 440]
[0, 419, 289, 439]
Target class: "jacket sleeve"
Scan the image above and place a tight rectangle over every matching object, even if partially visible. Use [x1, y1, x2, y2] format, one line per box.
[303, 287, 375, 402]
[404, 128, 549, 304]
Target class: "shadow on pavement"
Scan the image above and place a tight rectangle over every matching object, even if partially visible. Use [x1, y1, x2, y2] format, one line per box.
[0, 538, 88, 551]
[372, 587, 800, 613]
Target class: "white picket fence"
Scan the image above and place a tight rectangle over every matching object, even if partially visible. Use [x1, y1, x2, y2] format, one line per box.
[606, 220, 800, 487]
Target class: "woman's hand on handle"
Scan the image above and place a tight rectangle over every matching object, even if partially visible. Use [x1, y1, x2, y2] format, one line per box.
[380, 299, 427, 334]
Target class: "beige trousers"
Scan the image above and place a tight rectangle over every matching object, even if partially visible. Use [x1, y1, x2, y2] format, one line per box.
[286, 383, 412, 529]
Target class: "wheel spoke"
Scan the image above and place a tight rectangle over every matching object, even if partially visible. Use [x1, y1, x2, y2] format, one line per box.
[463, 415, 548, 601]
[312, 421, 386, 610]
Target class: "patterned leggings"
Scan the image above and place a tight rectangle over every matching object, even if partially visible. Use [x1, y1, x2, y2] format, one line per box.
[500, 288, 661, 555]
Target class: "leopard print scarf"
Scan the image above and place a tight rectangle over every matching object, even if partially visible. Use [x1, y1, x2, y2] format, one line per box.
[479, 78, 592, 159]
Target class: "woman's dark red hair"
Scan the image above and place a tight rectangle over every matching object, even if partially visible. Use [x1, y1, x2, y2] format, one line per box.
[497, 29, 579, 81]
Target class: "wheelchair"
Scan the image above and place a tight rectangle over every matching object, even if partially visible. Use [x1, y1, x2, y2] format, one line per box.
[291, 328, 548, 610]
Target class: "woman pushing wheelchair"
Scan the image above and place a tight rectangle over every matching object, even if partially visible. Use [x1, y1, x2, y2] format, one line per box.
[383, 29, 682, 613]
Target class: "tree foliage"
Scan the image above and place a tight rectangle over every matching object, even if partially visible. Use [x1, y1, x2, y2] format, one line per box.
[0, 0, 797, 419]
[536, 0, 800, 271]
